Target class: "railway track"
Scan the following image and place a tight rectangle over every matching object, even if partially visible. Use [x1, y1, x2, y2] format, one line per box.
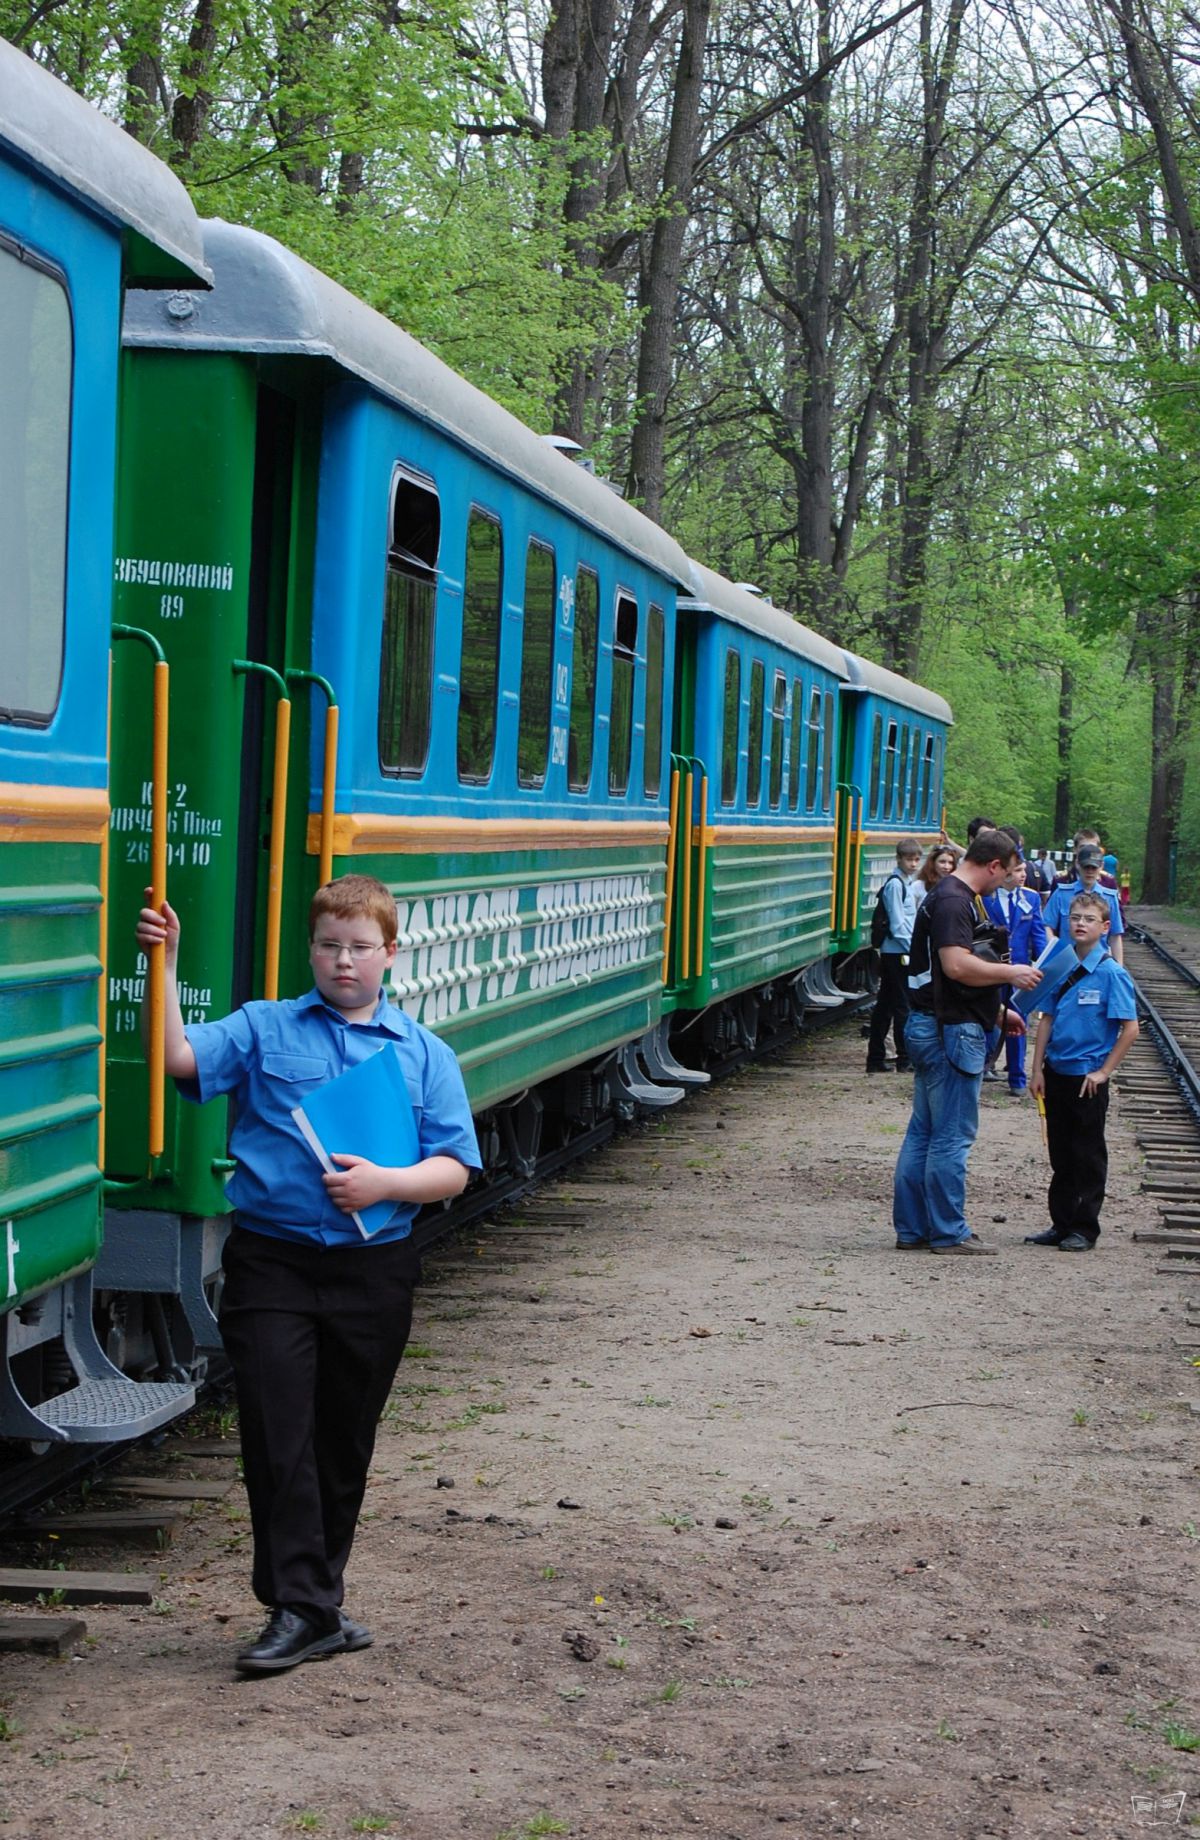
[0, 990, 870, 1529]
[1114, 922, 1200, 1369]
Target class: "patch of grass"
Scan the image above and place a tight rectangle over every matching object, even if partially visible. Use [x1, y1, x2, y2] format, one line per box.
[936, 1718, 959, 1742]
[658, 1679, 683, 1703]
[539, 1565, 557, 1580]
[288, 1815, 325, 1833]
[1071, 1408, 1090, 1426]
[557, 1686, 586, 1702]
[1164, 1721, 1200, 1752]
[658, 1512, 694, 1530]
[0, 1713, 23, 1742]
[351, 1819, 395, 1834]
[637, 1395, 671, 1408]
[402, 1343, 435, 1360]
[496, 1817, 569, 1839]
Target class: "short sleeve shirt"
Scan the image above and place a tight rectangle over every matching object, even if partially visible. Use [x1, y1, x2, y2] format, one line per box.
[1043, 879, 1124, 939]
[1042, 947, 1138, 1075]
[180, 989, 481, 1246]
[924, 874, 1002, 1030]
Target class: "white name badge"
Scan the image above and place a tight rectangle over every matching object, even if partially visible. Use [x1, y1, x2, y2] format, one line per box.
[1077, 989, 1100, 1005]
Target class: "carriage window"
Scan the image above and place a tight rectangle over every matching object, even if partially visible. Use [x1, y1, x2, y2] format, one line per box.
[868, 713, 883, 818]
[457, 509, 503, 782]
[768, 671, 787, 809]
[932, 733, 944, 821]
[883, 720, 898, 817]
[921, 733, 935, 820]
[379, 467, 439, 777]
[906, 727, 921, 816]
[806, 687, 823, 811]
[897, 724, 910, 818]
[822, 691, 835, 811]
[721, 650, 740, 806]
[609, 594, 638, 796]
[644, 605, 665, 799]
[569, 565, 599, 791]
[747, 660, 765, 807]
[0, 242, 71, 726]
[788, 677, 804, 809]
[518, 539, 555, 788]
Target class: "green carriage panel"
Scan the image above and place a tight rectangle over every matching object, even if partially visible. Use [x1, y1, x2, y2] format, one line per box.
[676, 832, 835, 1011]
[334, 839, 666, 1112]
[0, 841, 103, 1312]
[105, 350, 260, 1215]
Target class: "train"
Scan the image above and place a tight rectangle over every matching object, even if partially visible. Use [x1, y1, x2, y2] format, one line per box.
[0, 38, 952, 1451]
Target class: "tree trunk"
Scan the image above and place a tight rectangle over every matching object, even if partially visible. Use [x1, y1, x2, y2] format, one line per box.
[171, 0, 218, 162]
[624, 0, 711, 517]
[1053, 650, 1073, 845]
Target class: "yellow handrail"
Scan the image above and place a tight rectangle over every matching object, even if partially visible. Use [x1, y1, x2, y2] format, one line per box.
[112, 625, 168, 1162]
[285, 670, 339, 887]
[680, 767, 694, 983]
[694, 771, 709, 978]
[234, 661, 291, 1002]
[662, 765, 682, 982]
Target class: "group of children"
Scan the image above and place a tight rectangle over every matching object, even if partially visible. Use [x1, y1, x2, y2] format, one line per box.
[136, 825, 1140, 1672]
[874, 822, 1140, 1252]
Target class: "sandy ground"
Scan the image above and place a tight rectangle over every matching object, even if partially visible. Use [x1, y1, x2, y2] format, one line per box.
[1, 1003, 1198, 1840]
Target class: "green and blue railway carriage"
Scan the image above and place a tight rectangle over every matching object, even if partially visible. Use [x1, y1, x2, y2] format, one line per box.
[665, 568, 851, 1024]
[110, 219, 698, 1210]
[831, 653, 953, 953]
[0, 37, 208, 1442]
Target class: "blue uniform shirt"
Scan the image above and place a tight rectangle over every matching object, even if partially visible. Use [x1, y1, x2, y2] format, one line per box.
[1042, 945, 1138, 1076]
[1043, 879, 1124, 940]
[180, 989, 481, 1246]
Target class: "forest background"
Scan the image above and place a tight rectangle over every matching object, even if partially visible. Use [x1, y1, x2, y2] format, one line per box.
[8, 0, 1200, 898]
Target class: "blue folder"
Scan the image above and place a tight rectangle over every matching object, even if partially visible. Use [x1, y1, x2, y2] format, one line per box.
[1011, 938, 1082, 1019]
[292, 1047, 420, 1239]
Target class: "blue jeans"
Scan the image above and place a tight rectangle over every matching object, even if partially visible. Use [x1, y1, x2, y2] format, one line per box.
[892, 1012, 985, 1249]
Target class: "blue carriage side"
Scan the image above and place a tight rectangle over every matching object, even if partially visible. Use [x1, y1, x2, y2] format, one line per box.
[0, 35, 210, 1444]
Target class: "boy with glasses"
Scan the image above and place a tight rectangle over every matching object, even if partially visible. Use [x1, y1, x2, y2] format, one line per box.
[136, 873, 480, 1674]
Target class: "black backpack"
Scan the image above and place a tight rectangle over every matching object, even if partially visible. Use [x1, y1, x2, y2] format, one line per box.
[870, 871, 902, 949]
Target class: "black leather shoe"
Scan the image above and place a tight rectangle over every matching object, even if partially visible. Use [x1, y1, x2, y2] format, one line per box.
[1058, 1232, 1094, 1251]
[236, 1608, 346, 1673]
[338, 1610, 373, 1651]
[1024, 1229, 1063, 1246]
[865, 1063, 894, 1074]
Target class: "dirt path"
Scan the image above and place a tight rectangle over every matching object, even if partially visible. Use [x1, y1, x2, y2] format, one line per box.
[2, 1018, 1198, 1840]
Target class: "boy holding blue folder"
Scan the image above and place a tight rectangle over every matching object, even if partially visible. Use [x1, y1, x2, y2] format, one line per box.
[1027, 891, 1139, 1252]
[137, 874, 481, 1673]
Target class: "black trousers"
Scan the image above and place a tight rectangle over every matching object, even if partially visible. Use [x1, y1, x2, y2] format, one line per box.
[1043, 1065, 1110, 1244]
[219, 1225, 420, 1625]
[868, 954, 911, 1067]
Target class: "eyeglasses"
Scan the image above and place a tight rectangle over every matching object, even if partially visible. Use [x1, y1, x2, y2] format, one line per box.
[312, 940, 387, 960]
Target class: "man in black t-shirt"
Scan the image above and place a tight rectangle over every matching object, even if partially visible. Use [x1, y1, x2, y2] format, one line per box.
[893, 831, 1041, 1254]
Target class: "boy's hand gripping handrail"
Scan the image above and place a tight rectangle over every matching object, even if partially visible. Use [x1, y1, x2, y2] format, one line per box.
[112, 625, 168, 1163]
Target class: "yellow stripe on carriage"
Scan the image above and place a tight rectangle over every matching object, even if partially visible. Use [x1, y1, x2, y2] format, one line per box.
[0, 783, 109, 845]
[307, 813, 671, 856]
[705, 824, 836, 845]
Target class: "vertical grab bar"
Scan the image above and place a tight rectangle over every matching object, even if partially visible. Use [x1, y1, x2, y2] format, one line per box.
[112, 625, 168, 1164]
[233, 661, 291, 1001]
[285, 670, 339, 888]
[662, 761, 682, 983]
[680, 765, 695, 983]
[694, 766, 709, 979]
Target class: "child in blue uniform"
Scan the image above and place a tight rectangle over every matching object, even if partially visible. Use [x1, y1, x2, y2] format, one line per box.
[984, 854, 1046, 1094]
[1027, 891, 1139, 1251]
[137, 873, 481, 1673]
[1043, 843, 1125, 963]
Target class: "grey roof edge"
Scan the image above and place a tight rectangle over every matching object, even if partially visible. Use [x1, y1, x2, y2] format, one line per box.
[839, 648, 953, 724]
[122, 218, 695, 587]
[0, 38, 210, 286]
[678, 563, 850, 676]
